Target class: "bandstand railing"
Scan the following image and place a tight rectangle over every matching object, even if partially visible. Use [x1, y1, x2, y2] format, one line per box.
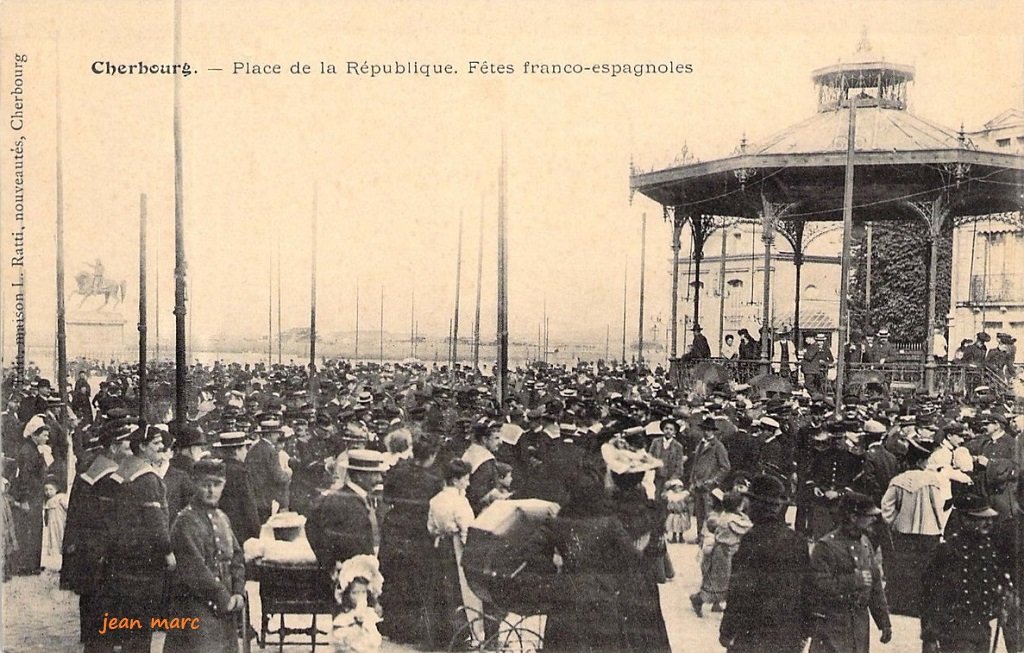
[669, 357, 1023, 400]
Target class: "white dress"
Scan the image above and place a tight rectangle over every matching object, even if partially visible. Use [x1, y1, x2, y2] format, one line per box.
[331, 606, 382, 653]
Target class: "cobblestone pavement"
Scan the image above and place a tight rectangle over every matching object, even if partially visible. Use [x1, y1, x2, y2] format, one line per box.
[0, 540, 1000, 652]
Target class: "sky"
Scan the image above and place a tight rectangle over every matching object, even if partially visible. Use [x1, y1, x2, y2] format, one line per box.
[1, 0, 1022, 356]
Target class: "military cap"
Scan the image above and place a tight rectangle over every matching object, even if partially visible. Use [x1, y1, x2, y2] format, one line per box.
[836, 492, 881, 516]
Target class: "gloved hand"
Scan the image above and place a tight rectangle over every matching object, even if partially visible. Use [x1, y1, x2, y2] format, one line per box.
[880, 627, 892, 644]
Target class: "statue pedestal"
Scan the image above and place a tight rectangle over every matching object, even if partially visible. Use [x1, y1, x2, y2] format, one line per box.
[67, 311, 128, 361]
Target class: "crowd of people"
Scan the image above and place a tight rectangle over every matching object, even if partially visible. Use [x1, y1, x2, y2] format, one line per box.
[1, 354, 1022, 653]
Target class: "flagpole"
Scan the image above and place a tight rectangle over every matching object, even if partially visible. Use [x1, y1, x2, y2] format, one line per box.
[496, 136, 509, 408]
[379, 287, 384, 364]
[139, 194, 148, 421]
[638, 212, 647, 364]
[55, 52, 71, 485]
[473, 196, 484, 370]
[355, 282, 360, 359]
[268, 241, 273, 367]
[309, 186, 317, 376]
[172, 0, 188, 422]
[621, 258, 628, 362]
[277, 230, 282, 365]
[452, 212, 464, 369]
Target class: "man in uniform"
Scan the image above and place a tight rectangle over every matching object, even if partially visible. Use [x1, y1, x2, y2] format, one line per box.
[804, 421, 863, 539]
[809, 492, 892, 653]
[920, 494, 1008, 653]
[104, 424, 174, 653]
[61, 415, 135, 652]
[164, 458, 247, 653]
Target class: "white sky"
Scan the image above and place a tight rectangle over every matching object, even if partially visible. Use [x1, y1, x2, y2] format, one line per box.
[1, 0, 1021, 352]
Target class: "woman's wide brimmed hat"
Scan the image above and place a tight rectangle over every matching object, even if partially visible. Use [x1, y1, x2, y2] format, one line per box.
[334, 554, 384, 598]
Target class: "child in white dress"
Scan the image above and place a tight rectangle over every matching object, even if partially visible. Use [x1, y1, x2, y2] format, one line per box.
[41, 476, 68, 571]
[331, 554, 384, 653]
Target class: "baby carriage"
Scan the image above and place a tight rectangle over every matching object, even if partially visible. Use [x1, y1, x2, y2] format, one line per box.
[458, 499, 564, 652]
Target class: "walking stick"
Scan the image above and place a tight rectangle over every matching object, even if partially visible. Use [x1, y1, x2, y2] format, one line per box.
[239, 594, 252, 653]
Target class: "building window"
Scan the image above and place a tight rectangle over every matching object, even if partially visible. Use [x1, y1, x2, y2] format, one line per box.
[996, 138, 1011, 148]
[984, 321, 1004, 330]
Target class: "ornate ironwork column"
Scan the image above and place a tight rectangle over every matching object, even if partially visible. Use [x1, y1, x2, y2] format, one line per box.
[688, 214, 717, 335]
[669, 207, 685, 358]
[907, 196, 950, 394]
[777, 217, 807, 359]
[759, 197, 796, 373]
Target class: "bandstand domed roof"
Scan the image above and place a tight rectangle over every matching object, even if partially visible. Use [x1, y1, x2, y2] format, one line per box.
[748, 106, 963, 155]
[629, 34, 1024, 221]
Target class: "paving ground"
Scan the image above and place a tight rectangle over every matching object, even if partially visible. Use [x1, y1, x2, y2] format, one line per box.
[0, 535, 1003, 653]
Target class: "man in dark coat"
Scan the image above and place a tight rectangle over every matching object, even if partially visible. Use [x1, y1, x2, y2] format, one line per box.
[690, 417, 731, 536]
[163, 421, 207, 525]
[61, 416, 134, 652]
[164, 458, 246, 653]
[921, 494, 1009, 653]
[306, 448, 384, 572]
[245, 415, 292, 522]
[680, 324, 711, 361]
[808, 492, 892, 653]
[103, 424, 174, 653]
[212, 431, 261, 544]
[801, 335, 834, 393]
[720, 474, 811, 653]
[646, 417, 687, 496]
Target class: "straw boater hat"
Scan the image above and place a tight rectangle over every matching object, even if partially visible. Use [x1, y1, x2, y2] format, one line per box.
[252, 414, 284, 436]
[340, 449, 387, 473]
[211, 431, 256, 449]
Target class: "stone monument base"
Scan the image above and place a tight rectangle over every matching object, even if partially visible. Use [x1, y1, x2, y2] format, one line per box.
[67, 311, 128, 361]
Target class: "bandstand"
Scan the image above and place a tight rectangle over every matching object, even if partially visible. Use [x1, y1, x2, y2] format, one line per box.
[629, 36, 1024, 402]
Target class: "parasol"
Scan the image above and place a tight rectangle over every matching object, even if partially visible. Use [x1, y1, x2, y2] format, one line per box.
[748, 373, 793, 396]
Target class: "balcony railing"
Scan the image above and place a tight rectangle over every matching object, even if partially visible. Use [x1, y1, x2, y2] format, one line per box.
[970, 274, 1024, 304]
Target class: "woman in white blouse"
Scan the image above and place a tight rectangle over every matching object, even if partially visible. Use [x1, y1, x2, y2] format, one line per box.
[426, 459, 483, 649]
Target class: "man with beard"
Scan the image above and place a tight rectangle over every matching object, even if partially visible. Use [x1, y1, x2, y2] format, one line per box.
[720, 474, 811, 653]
